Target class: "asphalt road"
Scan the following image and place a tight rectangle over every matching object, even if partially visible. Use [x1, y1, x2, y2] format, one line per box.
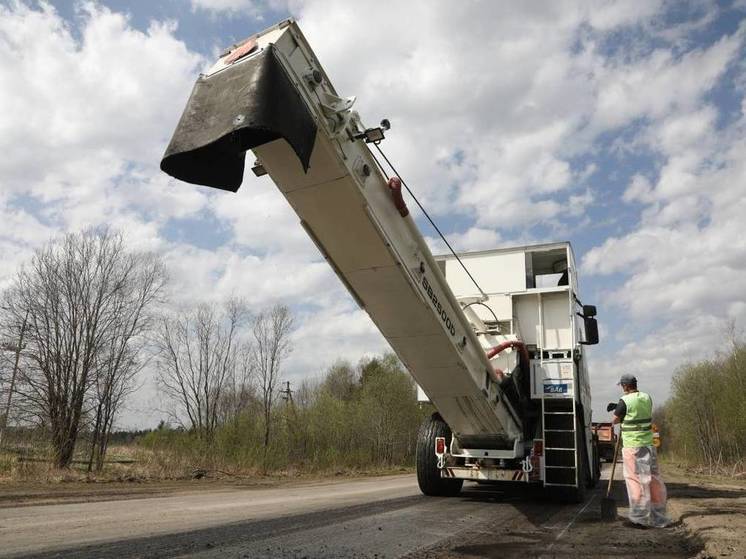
[0, 468, 697, 559]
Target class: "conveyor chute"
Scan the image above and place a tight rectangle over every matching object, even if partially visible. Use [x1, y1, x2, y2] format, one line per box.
[161, 19, 524, 451]
[161, 44, 317, 191]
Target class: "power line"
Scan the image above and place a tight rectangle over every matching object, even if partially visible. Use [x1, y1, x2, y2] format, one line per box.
[369, 144, 487, 299]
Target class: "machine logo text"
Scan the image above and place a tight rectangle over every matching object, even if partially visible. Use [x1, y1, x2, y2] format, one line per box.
[422, 275, 456, 337]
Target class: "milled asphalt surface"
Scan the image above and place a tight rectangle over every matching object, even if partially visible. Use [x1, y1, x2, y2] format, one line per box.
[0, 466, 697, 559]
[0, 474, 566, 558]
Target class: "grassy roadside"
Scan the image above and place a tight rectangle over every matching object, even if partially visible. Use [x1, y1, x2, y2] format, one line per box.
[0, 444, 415, 508]
[1, 445, 414, 483]
[0, 469, 415, 508]
[7, 446, 736, 481]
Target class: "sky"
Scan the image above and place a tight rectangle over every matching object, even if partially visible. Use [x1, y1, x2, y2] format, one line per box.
[1, 0, 745, 428]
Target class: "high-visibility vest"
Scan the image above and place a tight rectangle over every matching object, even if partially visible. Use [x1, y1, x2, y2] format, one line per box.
[620, 391, 654, 447]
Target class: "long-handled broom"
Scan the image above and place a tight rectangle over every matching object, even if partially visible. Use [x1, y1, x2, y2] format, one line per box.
[601, 430, 622, 520]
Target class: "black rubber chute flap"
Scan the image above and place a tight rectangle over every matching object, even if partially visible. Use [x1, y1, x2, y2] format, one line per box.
[160, 44, 317, 192]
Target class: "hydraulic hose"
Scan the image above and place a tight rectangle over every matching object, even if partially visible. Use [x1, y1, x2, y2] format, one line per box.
[486, 340, 530, 367]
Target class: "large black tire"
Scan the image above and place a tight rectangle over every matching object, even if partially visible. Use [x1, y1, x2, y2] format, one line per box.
[548, 452, 587, 503]
[589, 437, 601, 488]
[566, 445, 589, 503]
[416, 414, 463, 497]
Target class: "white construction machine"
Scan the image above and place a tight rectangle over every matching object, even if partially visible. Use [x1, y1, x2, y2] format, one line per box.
[161, 19, 601, 501]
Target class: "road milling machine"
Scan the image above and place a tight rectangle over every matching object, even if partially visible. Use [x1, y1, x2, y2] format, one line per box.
[160, 19, 601, 501]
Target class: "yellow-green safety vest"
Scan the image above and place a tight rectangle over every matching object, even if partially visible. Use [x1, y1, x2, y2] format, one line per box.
[621, 391, 654, 447]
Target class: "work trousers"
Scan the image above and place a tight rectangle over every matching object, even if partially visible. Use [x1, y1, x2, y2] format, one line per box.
[622, 445, 671, 527]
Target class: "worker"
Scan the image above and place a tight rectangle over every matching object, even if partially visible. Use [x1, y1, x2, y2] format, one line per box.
[611, 374, 671, 528]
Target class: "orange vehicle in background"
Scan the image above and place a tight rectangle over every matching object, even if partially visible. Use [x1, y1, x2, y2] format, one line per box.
[592, 422, 618, 462]
[652, 423, 661, 448]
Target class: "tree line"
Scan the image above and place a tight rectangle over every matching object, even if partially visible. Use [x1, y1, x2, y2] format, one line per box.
[154, 300, 293, 452]
[0, 229, 166, 469]
[141, 353, 429, 474]
[657, 335, 745, 475]
[0, 229, 298, 471]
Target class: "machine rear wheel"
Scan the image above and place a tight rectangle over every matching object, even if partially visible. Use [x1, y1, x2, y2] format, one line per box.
[416, 414, 463, 497]
[589, 437, 601, 488]
[546, 416, 590, 503]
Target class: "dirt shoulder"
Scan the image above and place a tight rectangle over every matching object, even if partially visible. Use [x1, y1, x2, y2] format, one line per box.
[664, 465, 746, 559]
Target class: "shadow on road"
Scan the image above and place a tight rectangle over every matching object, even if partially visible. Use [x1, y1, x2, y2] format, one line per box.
[667, 481, 746, 500]
[455, 482, 565, 528]
[403, 481, 705, 559]
[21, 495, 427, 559]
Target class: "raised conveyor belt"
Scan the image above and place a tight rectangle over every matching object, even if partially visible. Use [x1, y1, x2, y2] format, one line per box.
[161, 19, 523, 449]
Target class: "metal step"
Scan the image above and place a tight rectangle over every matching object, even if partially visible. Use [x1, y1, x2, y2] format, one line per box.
[544, 429, 574, 432]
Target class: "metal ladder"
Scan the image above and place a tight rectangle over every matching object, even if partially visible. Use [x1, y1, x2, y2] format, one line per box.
[541, 394, 579, 487]
[534, 291, 580, 488]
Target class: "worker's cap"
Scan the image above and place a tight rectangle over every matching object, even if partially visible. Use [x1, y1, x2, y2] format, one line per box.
[617, 373, 637, 385]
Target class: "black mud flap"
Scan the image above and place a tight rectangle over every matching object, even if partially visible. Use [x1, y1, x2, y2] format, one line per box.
[160, 44, 317, 192]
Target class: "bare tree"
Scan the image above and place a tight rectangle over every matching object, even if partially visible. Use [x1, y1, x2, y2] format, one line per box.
[1, 229, 166, 468]
[217, 342, 257, 426]
[87, 253, 166, 471]
[0, 310, 28, 447]
[155, 299, 247, 441]
[252, 305, 293, 448]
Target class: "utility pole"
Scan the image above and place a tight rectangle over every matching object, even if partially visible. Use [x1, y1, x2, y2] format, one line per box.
[0, 309, 28, 448]
[280, 380, 298, 461]
[280, 380, 293, 403]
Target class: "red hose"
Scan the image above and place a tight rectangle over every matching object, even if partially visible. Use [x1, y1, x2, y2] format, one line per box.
[486, 340, 529, 363]
[486, 340, 530, 380]
[388, 177, 409, 217]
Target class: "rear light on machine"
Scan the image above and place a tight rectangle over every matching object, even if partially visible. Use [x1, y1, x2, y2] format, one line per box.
[532, 440, 543, 456]
[435, 437, 446, 456]
[529, 440, 543, 481]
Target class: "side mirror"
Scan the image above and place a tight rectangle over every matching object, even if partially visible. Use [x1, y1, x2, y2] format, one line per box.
[583, 304, 597, 317]
[606, 402, 617, 412]
[581, 317, 599, 345]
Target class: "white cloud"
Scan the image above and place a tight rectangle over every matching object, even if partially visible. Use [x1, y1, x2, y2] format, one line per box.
[210, 179, 312, 255]
[0, 3, 210, 295]
[190, 0, 265, 17]
[583, 86, 746, 415]
[425, 227, 504, 256]
[589, 313, 737, 418]
[290, 302, 387, 378]
[591, 32, 743, 132]
[0, 2, 207, 263]
[623, 174, 654, 204]
[0, 4, 203, 194]
[585, 0, 664, 30]
[291, 0, 678, 234]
